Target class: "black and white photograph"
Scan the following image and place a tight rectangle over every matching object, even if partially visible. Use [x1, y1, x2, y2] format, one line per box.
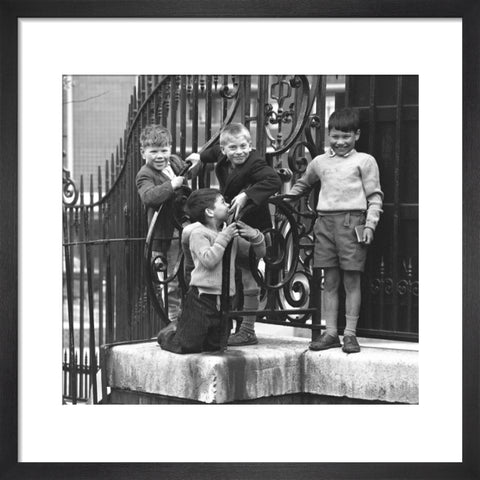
[3, 10, 478, 479]
[62, 74, 419, 407]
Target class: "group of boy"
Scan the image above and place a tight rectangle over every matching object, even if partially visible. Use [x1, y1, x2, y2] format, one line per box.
[136, 108, 383, 356]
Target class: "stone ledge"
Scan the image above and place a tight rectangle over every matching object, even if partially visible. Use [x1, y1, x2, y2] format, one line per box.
[104, 335, 418, 404]
[304, 347, 418, 404]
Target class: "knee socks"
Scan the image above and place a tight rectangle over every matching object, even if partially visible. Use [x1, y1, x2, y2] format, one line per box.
[325, 315, 338, 337]
[239, 293, 258, 334]
[325, 315, 359, 337]
[344, 314, 359, 337]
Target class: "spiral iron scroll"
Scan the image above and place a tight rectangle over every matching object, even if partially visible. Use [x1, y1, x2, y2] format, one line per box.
[245, 194, 318, 323]
[63, 168, 79, 206]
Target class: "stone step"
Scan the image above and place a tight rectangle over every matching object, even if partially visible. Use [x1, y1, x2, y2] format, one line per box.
[103, 335, 418, 404]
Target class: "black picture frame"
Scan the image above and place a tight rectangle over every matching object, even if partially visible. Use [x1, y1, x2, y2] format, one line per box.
[2, 1, 478, 479]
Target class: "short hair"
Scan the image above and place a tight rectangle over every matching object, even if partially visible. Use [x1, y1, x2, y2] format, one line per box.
[186, 188, 222, 224]
[219, 123, 251, 146]
[328, 108, 360, 133]
[139, 125, 172, 148]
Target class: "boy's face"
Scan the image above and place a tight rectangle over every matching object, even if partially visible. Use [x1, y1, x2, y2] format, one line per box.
[328, 128, 360, 157]
[142, 144, 171, 171]
[208, 195, 230, 222]
[221, 135, 252, 167]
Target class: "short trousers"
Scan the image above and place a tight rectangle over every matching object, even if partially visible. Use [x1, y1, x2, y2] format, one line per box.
[159, 286, 230, 354]
[313, 211, 368, 272]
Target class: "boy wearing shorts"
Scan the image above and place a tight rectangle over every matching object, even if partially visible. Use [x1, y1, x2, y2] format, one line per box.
[288, 108, 383, 353]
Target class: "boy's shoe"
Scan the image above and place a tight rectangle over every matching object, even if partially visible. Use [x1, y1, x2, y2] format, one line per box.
[342, 335, 361, 354]
[227, 330, 258, 346]
[309, 333, 341, 351]
[156, 321, 177, 346]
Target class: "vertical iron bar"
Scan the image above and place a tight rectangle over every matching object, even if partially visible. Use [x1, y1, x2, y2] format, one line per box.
[220, 242, 234, 351]
[74, 352, 78, 402]
[84, 208, 98, 404]
[100, 346, 109, 403]
[368, 76, 376, 156]
[391, 76, 403, 332]
[63, 213, 77, 404]
[161, 81, 168, 127]
[222, 75, 229, 122]
[243, 75, 251, 129]
[78, 177, 85, 399]
[170, 76, 177, 153]
[98, 167, 104, 347]
[256, 75, 269, 156]
[180, 75, 187, 159]
[315, 76, 327, 154]
[63, 350, 67, 398]
[344, 76, 350, 107]
[124, 205, 133, 340]
[154, 88, 160, 124]
[110, 154, 115, 188]
[363, 76, 377, 331]
[105, 239, 114, 343]
[192, 75, 199, 190]
[105, 159, 110, 192]
[205, 75, 212, 142]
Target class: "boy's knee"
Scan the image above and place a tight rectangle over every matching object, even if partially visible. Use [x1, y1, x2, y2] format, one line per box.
[343, 271, 361, 292]
[324, 269, 341, 292]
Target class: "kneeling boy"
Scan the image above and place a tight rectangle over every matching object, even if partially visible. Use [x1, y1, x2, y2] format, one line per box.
[158, 188, 266, 354]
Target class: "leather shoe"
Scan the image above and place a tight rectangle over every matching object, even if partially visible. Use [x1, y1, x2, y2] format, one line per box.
[309, 333, 341, 351]
[342, 335, 361, 353]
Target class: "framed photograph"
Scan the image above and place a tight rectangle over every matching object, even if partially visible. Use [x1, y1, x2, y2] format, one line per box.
[3, 1, 479, 479]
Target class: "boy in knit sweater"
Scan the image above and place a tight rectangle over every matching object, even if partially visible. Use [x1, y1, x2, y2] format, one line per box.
[288, 108, 383, 353]
[158, 188, 266, 354]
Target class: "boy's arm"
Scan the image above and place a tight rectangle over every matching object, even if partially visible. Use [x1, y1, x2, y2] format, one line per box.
[236, 222, 266, 259]
[361, 155, 384, 231]
[242, 158, 282, 205]
[200, 144, 223, 164]
[190, 227, 235, 269]
[136, 169, 175, 208]
[287, 159, 320, 198]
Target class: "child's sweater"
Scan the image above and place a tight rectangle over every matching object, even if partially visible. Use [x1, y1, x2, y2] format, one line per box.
[181, 222, 203, 287]
[188, 224, 266, 296]
[288, 149, 383, 230]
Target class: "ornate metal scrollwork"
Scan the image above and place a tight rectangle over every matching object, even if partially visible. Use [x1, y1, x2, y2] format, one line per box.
[287, 140, 317, 175]
[370, 256, 394, 296]
[219, 75, 240, 99]
[241, 194, 316, 323]
[63, 167, 79, 206]
[263, 75, 319, 155]
[397, 257, 419, 296]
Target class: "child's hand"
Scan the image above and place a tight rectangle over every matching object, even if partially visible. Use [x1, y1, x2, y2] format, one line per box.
[363, 227, 374, 245]
[236, 220, 259, 240]
[171, 176, 184, 190]
[223, 222, 239, 241]
[185, 153, 201, 170]
[229, 192, 248, 219]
